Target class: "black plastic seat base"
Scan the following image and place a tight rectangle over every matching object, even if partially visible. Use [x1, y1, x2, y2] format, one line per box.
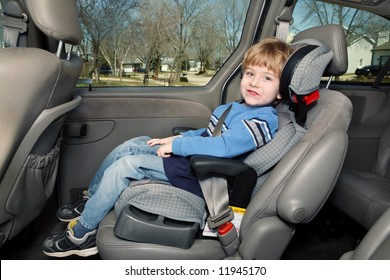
[114, 205, 200, 249]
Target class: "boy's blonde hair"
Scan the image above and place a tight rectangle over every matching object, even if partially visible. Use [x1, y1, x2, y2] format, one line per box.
[242, 37, 291, 78]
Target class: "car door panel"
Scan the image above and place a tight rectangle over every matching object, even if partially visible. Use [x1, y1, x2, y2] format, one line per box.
[59, 88, 214, 204]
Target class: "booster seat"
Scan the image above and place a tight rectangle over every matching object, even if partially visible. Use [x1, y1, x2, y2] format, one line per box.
[96, 24, 353, 259]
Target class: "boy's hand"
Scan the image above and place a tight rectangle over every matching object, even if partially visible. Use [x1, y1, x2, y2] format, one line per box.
[147, 135, 180, 147]
[157, 143, 173, 158]
[147, 135, 181, 157]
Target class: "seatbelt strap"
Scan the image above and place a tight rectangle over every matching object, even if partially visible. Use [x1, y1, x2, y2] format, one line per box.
[0, 1, 28, 47]
[199, 103, 234, 229]
[198, 103, 237, 255]
[275, 6, 293, 42]
[372, 57, 390, 89]
[198, 174, 233, 229]
[212, 104, 232, 136]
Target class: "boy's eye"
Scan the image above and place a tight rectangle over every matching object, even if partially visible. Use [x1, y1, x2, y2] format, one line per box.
[244, 71, 254, 76]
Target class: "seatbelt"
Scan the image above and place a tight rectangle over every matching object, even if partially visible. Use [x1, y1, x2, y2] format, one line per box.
[197, 103, 238, 256]
[0, 0, 28, 47]
[199, 103, 234, 229]
[275, 6, 293, 42]
[372, 57, 390, 89]
[212, 104, 232, 136]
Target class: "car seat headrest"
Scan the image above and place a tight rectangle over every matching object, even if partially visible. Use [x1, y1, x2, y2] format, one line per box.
[291, 24, 347, 76]
[280, 38, 333, 104]
[24, 0, 82, 45]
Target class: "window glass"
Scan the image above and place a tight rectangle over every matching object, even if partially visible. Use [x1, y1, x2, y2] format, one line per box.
[0, 2, 3, 48]
[290, 0, 390, 84]
[76, 0, 250, 88]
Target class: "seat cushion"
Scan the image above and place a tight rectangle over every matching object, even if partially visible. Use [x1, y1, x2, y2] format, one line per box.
[115, 180, 207, 228]
[331, 167, 390, 229]
[97, 210, 226, 260]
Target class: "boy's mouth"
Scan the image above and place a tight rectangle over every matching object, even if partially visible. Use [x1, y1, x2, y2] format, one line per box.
[247, 90, 259, 96]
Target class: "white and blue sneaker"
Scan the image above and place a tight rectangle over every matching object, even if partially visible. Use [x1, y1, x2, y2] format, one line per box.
[43, 220, 98, 258]
[57, 190, 89, 222]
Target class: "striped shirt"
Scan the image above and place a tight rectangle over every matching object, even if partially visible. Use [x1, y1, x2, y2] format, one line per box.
[163, 100, 278, 197]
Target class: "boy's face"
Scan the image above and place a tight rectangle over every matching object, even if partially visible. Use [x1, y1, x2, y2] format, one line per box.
[240, 65, 281, 107]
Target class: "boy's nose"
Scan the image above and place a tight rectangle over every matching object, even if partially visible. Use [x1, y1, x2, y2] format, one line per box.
[250, 78, 260, 87]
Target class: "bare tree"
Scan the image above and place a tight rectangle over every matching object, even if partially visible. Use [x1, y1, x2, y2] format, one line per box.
[78, 0, 139, 80]
[215, 0, 249, 54]
[298, 0, 390, 49]
[192, 12, 218, 73]
[166, 0, 206, 82]
[101, 24, 137, 80]
[133, 0, 176, 84]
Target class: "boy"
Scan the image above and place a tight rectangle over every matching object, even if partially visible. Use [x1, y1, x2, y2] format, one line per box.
[43, 37, 292, 257]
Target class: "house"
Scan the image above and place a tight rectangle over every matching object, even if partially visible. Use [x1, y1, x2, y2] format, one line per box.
[346, 38, 373, 74]
[372, 41, 390, 66]
[122, 57, 145, 74]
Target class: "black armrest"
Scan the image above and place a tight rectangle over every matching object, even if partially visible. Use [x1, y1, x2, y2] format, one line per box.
[190, 155, 250, 176]
[190, 155, 258, 208]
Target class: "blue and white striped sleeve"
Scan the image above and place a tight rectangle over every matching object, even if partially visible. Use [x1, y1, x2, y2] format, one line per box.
[243, 118, 274, 148]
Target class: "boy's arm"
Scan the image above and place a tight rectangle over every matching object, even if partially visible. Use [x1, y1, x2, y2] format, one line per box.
[172, 114, 278, 158]
[180, 127, 207, 137]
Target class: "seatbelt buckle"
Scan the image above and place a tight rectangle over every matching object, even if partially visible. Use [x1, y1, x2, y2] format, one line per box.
[0, 12, 28, 33]
[207, 207, 234, 229]
[217, 222, 240, 256]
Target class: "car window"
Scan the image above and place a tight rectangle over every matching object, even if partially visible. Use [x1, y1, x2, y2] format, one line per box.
[75, 0, 250, 88]
[290, 0, 390, 84]
[0, 2, 3, 48]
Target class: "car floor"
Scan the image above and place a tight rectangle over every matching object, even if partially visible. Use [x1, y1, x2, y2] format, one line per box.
[0, 192, 100, 260]
[0, 195, 366, 260]
[281, 204, 367, 260]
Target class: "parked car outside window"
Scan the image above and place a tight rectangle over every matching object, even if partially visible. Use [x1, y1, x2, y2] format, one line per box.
[355, 65, 383, 77]
[98, 66, 113, 75]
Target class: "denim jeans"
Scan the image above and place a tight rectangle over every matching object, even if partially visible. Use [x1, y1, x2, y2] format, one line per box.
[79, 136, 169, 230]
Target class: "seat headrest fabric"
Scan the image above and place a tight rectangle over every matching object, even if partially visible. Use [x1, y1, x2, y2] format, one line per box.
[24, 0, 82, 45]
[292, 24, 347, 76]
[280, 39, 333, 103]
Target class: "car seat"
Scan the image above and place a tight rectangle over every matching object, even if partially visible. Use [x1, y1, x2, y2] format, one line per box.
[340, 207, 390, 260]
[330, 122, 390, 229]
[96, 24, 352, 259]
[0, 0, 82, 247]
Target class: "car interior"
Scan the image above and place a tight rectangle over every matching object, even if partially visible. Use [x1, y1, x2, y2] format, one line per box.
[0, 0, 389, 261]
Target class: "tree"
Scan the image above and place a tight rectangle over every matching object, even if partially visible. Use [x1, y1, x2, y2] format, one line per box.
[78, 0, 139, 80]
[192, 13, 218, 73]
[134, 0, 176, 84]
[297, 0, 390, 49]
[166, 0, 206, 82]
[215, 0, 249, 54]
[100, 24, 137, 80]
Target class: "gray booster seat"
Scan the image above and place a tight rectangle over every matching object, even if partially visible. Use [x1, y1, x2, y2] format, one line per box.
[112, 38, 335, 251]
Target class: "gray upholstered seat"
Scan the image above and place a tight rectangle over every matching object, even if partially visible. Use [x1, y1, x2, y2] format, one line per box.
[0, 0, 82, 247]
[331, 123, 390, 229]
[96, 24, 352, 259]
[341, 207, 390, 260]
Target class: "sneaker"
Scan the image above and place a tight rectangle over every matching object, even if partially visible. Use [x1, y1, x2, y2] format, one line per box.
[57, 190, 89, 222]
[43, 220, 98, 258]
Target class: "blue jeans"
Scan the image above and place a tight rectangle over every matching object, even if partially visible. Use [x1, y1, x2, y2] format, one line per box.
[79, 136, 169, 230]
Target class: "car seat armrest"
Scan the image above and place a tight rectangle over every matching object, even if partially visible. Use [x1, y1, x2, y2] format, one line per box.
[190, 155, 250, 177]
